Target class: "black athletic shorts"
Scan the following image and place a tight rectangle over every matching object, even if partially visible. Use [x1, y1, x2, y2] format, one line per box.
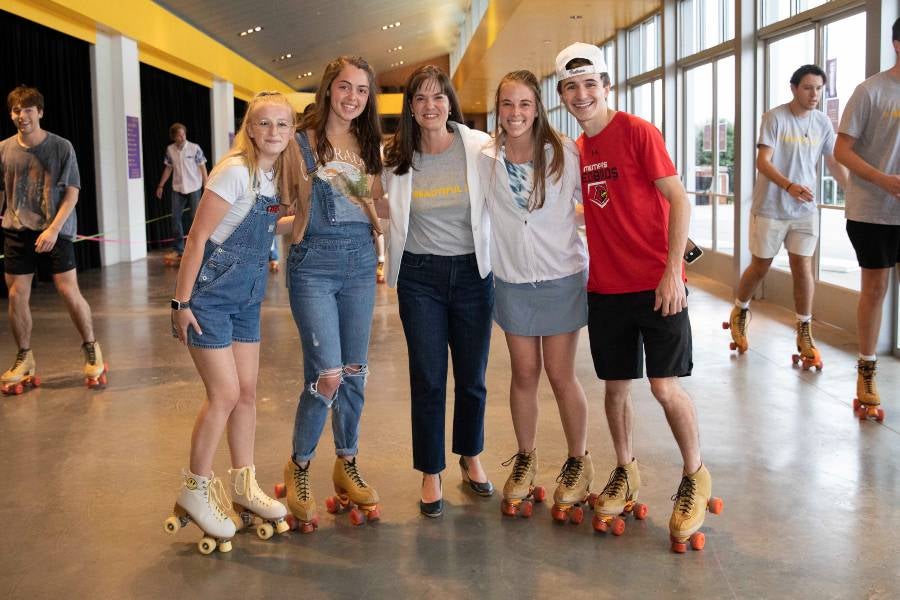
[3, 228, 77, 275]
[588, 289, 693, 380]
[846, 220, 900, 269]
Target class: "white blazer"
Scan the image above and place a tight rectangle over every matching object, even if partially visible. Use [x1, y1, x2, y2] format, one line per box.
[381, 122, 492, 288]
[477, 137, 587, 284]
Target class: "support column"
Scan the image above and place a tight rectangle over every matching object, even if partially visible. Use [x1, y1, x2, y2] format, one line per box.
[210, 79, 235, 164]
[90, 31, 146, 265]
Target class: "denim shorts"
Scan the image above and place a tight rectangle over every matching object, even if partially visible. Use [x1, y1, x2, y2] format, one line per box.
[187, 245, 268, 348]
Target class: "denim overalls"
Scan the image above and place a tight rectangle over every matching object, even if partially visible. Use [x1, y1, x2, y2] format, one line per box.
[187, 185, 279, 349]
[288, 131, 376, 463]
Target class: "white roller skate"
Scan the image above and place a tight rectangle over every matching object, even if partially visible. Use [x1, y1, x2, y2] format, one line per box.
[164, 470, 236, 554]
[229, 465, 289, 539]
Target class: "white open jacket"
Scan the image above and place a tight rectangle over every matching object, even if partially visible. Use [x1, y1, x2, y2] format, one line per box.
[381, 122, 493, 288]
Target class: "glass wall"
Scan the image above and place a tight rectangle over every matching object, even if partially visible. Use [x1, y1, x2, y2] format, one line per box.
[715, 55, 736, 255]
[684, 63, 714, 248]
[680, 0, 735, 57]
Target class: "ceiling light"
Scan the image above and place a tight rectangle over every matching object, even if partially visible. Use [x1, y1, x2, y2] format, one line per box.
[296, 71, 313, 79]
[381, 21, 401, 30]
[239, 25, 263, 36]
[387, 45, 403, 53]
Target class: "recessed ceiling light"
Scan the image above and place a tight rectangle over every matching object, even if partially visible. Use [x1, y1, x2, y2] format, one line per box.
[239, 25, 263, 36]
[296, 71, 313, 79]
[381, 21, 402, 30]
[387, 45, 403, 53]
[274, 53, 293, 62]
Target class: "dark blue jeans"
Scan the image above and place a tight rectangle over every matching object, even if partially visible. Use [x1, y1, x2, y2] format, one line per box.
[397, 252, 494, 474]
[171, 189, 201, 254]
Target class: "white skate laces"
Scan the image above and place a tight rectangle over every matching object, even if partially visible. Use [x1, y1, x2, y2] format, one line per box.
[231, 466, 275, 508]
[502, 452, 534, 483]
[671, 476, 696, 516]
[185, 471, 231, 522]
[556, 456, 584, 489]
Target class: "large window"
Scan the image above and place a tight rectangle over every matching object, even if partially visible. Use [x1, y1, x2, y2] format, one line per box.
[679, 0, 735, 57]
[760, 0, 831, 28]
[684, 63, 713, 248]
[627, 15, 661, 78]
[715, 55, 736, 255]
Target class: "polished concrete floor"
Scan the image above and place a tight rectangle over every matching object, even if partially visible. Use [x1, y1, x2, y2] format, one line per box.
[0, 253, 897, 600]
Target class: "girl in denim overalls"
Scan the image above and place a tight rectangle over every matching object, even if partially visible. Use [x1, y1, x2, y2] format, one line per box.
[165, 92, 302, 553]
[281, 56, 385, 531]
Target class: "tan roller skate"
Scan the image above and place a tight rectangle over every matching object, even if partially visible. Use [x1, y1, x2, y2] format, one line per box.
[229, 465, 290, 539]
[163, 251, 182, 267]
[326, 456, 381, 525]
[164, 470, 236, 554]
[274, 459, 319, 533]
[269, 259, 280, 273]
[668, 464, 723, 553]
[551, 452, 593, 525]
[722, 306, 750, 353]
[82, 341, 108, 388]
[591, 459, 647, 536]
[375, 260, 385, 284]
[500, 449, 546, 518]
[792, 320, 823, 371]
[1, 349, 40, 395]
[853, 359, 884, 422]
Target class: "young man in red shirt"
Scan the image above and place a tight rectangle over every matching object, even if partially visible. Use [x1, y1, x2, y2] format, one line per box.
[556, 43, 721, 551]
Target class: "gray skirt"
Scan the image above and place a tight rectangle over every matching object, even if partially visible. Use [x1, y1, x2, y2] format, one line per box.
[493, 270, 588, 337]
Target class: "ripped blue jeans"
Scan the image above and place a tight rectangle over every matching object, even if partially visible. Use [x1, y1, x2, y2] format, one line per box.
[288, 233, 376, 462]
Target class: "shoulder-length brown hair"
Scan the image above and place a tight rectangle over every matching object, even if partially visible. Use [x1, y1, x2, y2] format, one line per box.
[493, 70, 564, 212]
[226, 91, 302, 206]
[299, 55, 382, 175]
[383, 65, 465, 176]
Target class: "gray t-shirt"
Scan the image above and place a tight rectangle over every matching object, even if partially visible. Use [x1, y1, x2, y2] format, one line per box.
[0, 132, 80, 240]
[838, 70, 900, 225]
[751, 103, 835, 220]
[405, 131, 475, 255]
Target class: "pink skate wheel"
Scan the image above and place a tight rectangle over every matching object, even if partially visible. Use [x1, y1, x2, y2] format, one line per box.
[32, 375, 41, 387]
[570, 506, 584, 525]
[592, 515, 608, 533]
[285, 515, 297, 530]
[852, 399, 861, 411]
[325, 496, 338, 514]
[611, 517, 626, 536]
[14, 384, 23, 395]
[721, 322, 729, 329]
[690, 532, 706, 551]
[349, 508, 365, 526]
[367, 507, 381, 522]
[520, 501, 533, 518]
[729, 342, 737, 351]
[533, 486, 546, 503]
[634, 503, 648, 520]
[300, 521, 316, 534]
[876, 408, 885, 422]
[274, 483, 286, 498]
[708, 497, 724, 514]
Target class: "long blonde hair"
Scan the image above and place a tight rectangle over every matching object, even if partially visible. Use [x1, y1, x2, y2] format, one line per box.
[226, 91, 302, 205]
[493, 70, 564, 212]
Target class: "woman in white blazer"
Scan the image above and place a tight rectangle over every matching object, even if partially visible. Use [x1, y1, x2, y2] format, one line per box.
[380, 65, 494, 518]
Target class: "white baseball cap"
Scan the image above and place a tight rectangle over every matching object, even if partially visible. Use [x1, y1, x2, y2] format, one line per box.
[555, 42, 609, 81]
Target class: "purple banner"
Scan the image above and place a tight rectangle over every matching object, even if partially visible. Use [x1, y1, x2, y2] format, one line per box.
[126, 116, 141, 179]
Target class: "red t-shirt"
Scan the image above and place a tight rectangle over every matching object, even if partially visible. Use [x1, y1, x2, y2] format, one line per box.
[576, 111, 683, 294]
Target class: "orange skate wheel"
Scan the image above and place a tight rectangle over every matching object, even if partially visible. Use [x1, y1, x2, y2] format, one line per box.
[325, 496, 339, 514]
[791, 354, 800, 365]
[300, 521, 316, 534]
[99, 372, 108, 386]
[708, 497, 724, 514]
[533, 486, 546, 503]
[551, 506, 567, 522]
[274, 483, 286, 498]
[857, 407, 867, 421]
[285, 514, 297, 530]
[729, 342, 737, 351]
[570, 506, 584, 525]
[587, 493, 598, 508]
[366, 506, 381, 522]
[876, 408, 885, 422]
[611, 517, 626, 536]
[633, 502, 648, 520]
[592, 515, 608, 533]
[852, 398, 861, 412]
[501, 501, 517, 517]
[690, 532, 706, 551]
[349, 508, 365, 526]
[32, 375, 41, 387]
[671, 540, 687, 553]
[721, 322, 729, 330]
[14, 383, 23, 395]
[520, 500, 533, 518]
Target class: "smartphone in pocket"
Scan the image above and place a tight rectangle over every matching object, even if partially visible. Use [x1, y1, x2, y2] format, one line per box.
[684, 238, 703, 264]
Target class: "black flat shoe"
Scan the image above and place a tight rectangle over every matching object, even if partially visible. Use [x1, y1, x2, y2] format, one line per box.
[459, 456, 494, 497]
[420, 474, 443, 517]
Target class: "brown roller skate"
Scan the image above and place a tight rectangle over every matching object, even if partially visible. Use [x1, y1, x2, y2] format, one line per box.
[376, 260, 385, 284]
[1, 349, 40, 395]
[722, 306, 749, 353]
[668, 464, 723, 553]
[500, 449, 545, 518]
[792, 320, 823, 371]
[325, 457, 380, 525]
[274, 459, 319, 533]
[853, 359, 884, 422]
[551, 452, 593, 525]
[82, 341, 108, 388]
[591, 459, 647, 536]
[163, 251, 182, 267]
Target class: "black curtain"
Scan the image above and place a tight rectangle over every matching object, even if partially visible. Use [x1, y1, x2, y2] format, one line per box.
[139, 64, 211, 251]
[0, 10, 100, 284]
[234, 97, 247, 133]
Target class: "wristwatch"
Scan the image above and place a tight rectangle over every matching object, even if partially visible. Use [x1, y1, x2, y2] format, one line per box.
[171, 298, 191, 310]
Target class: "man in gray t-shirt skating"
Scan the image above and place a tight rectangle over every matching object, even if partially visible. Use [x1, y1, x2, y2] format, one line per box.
[726, 65, 848, 369]
[834, 18, 900, 419]
[0, 86, 107, 393]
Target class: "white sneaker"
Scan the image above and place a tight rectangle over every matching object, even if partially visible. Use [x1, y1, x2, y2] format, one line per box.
[229, 465, 287, 521]
[176, 470, 236, 539]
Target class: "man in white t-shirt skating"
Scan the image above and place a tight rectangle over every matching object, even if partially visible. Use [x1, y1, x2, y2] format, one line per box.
[726, 64, 848, 370]
[155, 122, 208, 262]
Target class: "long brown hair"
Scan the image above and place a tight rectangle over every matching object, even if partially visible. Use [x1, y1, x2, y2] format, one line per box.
[493, 70, 564, 212]
[226, 91, 302, 205]
[299, 56, 382, 175]
[383, 65, 465, 176]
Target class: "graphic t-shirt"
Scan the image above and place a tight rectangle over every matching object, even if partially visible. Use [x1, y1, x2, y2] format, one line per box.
[0, 132, 80, 240]
[503, 152, 535, 211]
[406, 131, 475, 255]
[577, 111, 681, 294]
[303, 132, 372, 224]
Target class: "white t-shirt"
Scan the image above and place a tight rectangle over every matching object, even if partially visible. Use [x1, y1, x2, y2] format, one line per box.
[164, 141, 206, 194]
[838, 70, 900, 225]
[205, 157, 277, 244]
